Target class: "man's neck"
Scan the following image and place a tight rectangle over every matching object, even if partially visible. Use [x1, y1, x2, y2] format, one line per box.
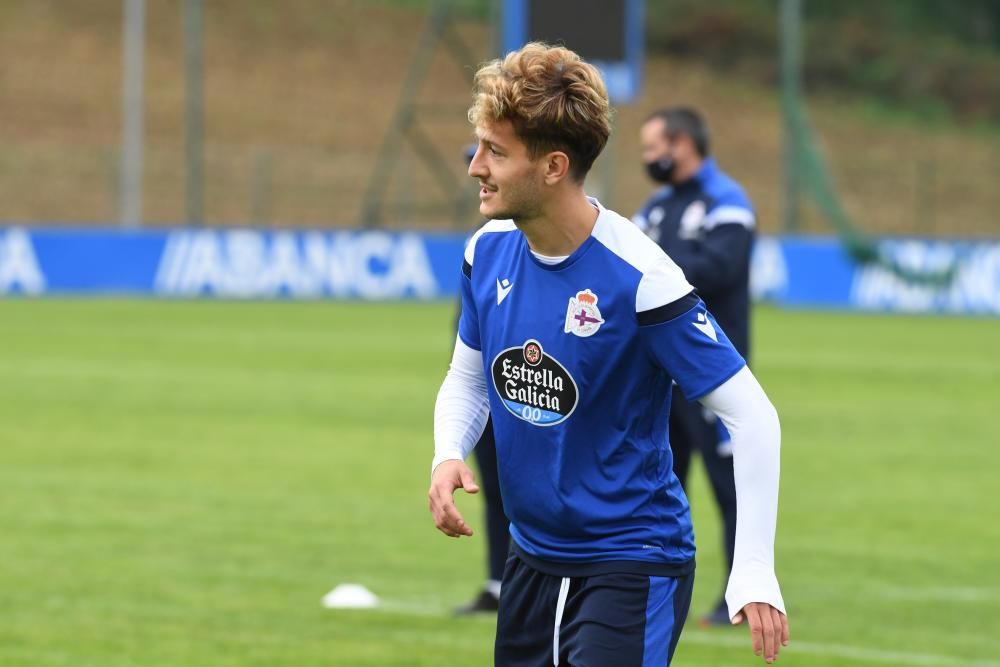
[515, 189, 599, 257]
[672, 156, 705, 187]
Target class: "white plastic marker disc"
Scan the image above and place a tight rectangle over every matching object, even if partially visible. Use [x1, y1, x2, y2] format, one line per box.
[322, 583, 379, 609]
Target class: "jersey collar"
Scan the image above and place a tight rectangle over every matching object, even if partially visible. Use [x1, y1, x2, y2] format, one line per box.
[524, 196, 605, 272]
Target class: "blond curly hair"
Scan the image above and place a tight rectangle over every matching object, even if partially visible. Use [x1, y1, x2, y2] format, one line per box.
[469, 42, 612, 182]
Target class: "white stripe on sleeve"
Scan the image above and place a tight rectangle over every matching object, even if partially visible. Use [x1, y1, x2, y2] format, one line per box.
[703, 205, 756, 229]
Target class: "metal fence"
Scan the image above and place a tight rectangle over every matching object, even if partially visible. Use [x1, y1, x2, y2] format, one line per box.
[0, 0, 996, 237]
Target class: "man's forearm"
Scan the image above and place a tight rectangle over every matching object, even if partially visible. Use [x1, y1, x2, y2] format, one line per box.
[700, 366, 785, 618]
[432, 336, 490, 471]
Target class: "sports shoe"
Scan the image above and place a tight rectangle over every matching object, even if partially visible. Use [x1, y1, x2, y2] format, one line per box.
[454, 589, 500, 615]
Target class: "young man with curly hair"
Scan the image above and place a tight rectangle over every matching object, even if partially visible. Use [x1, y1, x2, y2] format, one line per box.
[429, 42, 789, 666]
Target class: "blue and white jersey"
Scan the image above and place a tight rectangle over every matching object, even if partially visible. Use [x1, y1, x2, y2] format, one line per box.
[458, 199, 746, 576]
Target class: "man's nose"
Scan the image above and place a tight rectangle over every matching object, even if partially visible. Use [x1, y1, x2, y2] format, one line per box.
[468, 148, 487, 178]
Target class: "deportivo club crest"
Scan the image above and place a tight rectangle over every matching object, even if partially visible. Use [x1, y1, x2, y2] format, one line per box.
[679, 200, 707, 240]
[564, 289, 604, 338]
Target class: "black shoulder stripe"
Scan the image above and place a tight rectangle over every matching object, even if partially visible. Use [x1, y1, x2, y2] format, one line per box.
[462, 260, 472, 278]
[637, 291, 701, 326]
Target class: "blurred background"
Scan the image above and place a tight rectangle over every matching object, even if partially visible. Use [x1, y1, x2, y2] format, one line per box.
[1, 0, 997, 234]
[0, 1, 998, 666]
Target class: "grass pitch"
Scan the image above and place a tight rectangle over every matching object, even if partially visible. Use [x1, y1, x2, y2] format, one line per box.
[0, 300, 997, 666]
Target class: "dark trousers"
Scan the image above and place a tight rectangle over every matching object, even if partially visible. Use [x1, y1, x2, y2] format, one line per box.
[668, 386, 737, 600]
[473, 416, 510, 582]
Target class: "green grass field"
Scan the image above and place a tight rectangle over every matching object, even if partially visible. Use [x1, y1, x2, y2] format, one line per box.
[0, 300, 998, 666]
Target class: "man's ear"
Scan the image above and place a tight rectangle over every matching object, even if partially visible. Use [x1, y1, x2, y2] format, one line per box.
[542, 151, 571, 185]
[675, 133, 696, 161]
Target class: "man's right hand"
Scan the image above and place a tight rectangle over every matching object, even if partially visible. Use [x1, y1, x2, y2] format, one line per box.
[428, 459, 479, 538]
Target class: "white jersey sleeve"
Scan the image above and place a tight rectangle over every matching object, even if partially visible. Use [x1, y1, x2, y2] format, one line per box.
[431, 335, 490, 472]
[700, 366, 786, 620]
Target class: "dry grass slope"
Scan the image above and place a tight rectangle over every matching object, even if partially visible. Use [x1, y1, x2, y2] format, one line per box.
[0, 0, 997, 235]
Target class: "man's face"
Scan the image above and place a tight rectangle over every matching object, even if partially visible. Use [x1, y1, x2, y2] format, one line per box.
[468, 120, 546, 221]
[639, 117, 672, 164]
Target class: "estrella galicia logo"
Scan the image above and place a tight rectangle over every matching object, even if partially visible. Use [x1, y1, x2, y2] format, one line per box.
[491, 340, 579, 426]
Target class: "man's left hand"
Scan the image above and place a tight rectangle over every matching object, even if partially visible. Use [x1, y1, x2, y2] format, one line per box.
[732, 602, 789, 664]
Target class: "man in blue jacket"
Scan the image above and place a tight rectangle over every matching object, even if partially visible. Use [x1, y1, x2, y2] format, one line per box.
[634, 107, 756, 627]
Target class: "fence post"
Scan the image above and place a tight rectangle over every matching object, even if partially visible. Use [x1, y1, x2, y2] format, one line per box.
[184, 0, 205, 226]
[119, 0, 145, 229]
[779, 0, 802, 233]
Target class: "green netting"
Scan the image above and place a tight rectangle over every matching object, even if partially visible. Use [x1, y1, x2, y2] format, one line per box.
[786, 98, 957, 286]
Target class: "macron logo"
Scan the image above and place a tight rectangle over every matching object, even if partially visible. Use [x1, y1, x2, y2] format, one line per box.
[693, 311, 718, 341]
[497, 277, 513, 305]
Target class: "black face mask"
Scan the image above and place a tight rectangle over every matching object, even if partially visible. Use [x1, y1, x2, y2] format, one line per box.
[645, 156, 675, 184]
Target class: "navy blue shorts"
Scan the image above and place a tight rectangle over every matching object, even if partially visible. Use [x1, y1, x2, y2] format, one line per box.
[495, 550, 695, 667]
